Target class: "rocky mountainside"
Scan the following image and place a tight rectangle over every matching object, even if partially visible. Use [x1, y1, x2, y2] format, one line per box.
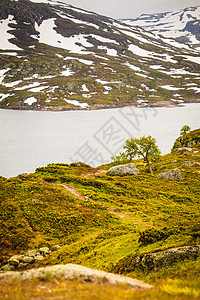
[0, 0, 200, 110]
[122, 6, 200, 49]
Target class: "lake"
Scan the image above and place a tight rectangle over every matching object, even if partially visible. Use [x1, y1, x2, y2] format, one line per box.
[0, 103, 200, 178]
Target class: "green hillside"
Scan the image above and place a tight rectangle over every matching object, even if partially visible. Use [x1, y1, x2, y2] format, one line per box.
[0, 129, 200, 299]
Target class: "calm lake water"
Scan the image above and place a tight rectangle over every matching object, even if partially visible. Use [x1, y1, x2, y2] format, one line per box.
[0, 103, 200, 178]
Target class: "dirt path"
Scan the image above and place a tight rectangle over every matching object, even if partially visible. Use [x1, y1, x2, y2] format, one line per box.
[60, 183, 149, 228]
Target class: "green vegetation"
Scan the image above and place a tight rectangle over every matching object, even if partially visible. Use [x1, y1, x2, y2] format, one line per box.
[0, 129, 200, 299]
[171, 140, 182, 151]
[112, 135, 161, 174]
[180, 125, 191, 136]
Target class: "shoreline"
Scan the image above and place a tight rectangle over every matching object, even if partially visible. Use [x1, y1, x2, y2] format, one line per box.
[1, 99, 200, 112]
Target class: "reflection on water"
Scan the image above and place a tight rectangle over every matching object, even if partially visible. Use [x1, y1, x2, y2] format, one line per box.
[0, 103, 199, 178]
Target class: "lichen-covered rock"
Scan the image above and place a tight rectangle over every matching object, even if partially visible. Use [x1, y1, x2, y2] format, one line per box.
[0, 264, 15, 272]
[182, 161, 193, 167]
[157, 169, 183, 181]
[107, 163, 139, 176]
[22, 256, 35, 264]
[8, 256, 21, 266]
[0, 264, 153, 290]
[24, 250, 38, 257]
[51, 245, 62, 251]
[140, 245, 200, 271]
[39, 247, 50, 256]
[192, 162, 200, 166]
[17, 263, 29, 269]
[35, 255, 44, 261]
[112, 245, 200, 274]
[182, 161, 200, 168]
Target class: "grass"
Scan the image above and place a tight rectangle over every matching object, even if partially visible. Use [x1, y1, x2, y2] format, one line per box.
[0, 130, 200, 299]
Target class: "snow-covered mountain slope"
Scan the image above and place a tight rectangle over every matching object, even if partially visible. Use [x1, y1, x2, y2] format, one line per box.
[0, 0, 200, 110]
[122, 6, 200, 49]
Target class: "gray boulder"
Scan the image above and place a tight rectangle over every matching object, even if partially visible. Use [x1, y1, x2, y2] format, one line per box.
[107, 163, 139, 176]
[157, 169, 183, 181]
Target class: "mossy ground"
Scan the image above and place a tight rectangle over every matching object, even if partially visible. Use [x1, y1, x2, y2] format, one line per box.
[0, 131, 200, 299]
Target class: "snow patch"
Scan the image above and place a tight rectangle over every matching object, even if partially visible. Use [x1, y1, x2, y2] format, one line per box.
[35, 19, 93, 54]
[29, 86, 48, 92]
[0, 93, 12, 102]
[64, 99, 89, 108]
[61, 68, 74, 76]
[128, 44, 152, 57]
[90, 34, 118, 45]
[184, 55, 200, 65]
[161, 85, 184, 90]
[82, 84, 89, 92]
[0, 52, 18, 56]
[64, 57, 93, 65]
[3, 80, 22, 88]
[135, 73, 148, 78]
[15, 82, 41, 91]
[24, 97, 37, 105]
[188, 87, 200, 93]
[124, 62, 141, 72]
[98, 46, 117, 56]
[82, 94, 91, 98]
[0, 68, 11, 84]
[0, 15, 21, 50]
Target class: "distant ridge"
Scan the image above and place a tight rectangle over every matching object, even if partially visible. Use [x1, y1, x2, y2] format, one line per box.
[122, 5, 200, 49]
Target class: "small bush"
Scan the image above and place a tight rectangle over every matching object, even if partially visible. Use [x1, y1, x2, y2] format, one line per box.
[171, 141, 182, 151]
[138, 227, 177, 245]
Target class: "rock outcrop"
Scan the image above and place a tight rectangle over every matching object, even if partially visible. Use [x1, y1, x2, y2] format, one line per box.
[157, 169, 183, 181]
[172, 147, 193, 154]
[176, 129, 200, 148]
[182, 161, 200, 168]
[0, 264, 153, 290]
[139, 245, 200, 271]
[1, 246, 61, 272]
[107, 163, 139, 176]
[112, 245, 200, 273]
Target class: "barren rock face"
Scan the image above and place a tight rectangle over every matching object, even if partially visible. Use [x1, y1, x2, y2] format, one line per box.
[0, 264, 153, 290]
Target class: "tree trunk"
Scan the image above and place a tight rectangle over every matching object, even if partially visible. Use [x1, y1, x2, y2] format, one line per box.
[146, 158, 154, 175]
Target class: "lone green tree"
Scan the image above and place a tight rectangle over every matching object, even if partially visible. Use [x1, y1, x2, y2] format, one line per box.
[180, 125, 191, 136]
[112, 135, 161, 175]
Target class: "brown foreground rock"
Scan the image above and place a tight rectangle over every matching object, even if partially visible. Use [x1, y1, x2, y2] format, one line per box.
[0, 264, 153, 290]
